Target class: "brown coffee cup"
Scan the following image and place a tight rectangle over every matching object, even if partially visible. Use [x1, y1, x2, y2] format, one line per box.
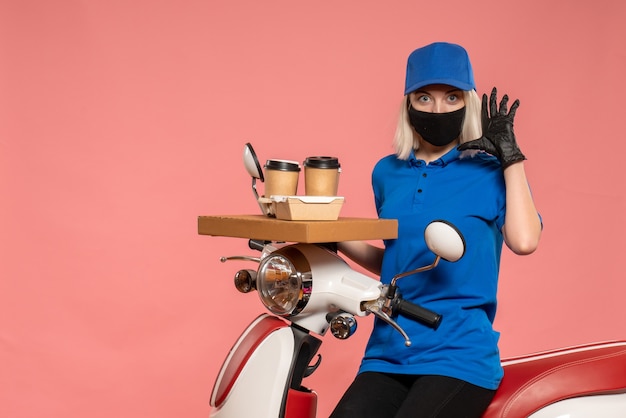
[303, 156, 341, 196]
[263, 159, 300, 197]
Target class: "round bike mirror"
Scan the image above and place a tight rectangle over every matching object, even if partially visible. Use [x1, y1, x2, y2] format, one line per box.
[424, 220, 466, 262]
[243, 143, 264, 182]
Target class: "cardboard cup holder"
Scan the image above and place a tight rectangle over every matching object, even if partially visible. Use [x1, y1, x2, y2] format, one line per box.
[261, 195, 345, 221]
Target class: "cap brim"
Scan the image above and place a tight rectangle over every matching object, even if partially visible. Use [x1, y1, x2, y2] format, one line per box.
[405, 79, 475, 95]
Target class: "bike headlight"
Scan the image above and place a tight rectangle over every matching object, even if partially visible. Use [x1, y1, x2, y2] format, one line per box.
[256, 247, 312, 316]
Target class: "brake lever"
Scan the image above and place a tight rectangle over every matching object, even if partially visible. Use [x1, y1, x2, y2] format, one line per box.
[363, 300, 411, 347]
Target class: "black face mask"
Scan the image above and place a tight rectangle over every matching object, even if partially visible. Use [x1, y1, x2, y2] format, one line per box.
[408, 105, 466, 147]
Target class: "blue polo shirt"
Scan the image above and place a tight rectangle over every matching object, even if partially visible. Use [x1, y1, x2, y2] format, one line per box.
[358, 147, 506, 390]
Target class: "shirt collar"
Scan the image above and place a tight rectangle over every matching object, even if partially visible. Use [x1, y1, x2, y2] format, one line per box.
[408, 146, 461, 167]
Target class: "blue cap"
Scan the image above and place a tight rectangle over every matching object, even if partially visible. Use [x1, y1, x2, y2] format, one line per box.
[404, 42, 476, 94]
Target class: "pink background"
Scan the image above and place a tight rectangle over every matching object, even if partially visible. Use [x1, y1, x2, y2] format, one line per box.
[2, 1, 625, 417]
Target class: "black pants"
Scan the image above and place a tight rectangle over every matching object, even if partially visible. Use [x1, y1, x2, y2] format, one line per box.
[329, 372, 496, 418]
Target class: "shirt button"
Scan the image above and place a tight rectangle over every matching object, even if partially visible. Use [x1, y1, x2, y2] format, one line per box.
[417, 189, 423, 193]
[422, 173, 427, 178]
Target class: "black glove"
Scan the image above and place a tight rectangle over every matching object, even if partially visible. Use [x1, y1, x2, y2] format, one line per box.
[457, 87, 526, 169]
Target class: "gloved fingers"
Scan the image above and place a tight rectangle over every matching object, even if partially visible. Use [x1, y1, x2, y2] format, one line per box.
[481, 93, 490, 127]
[489, 87, 498, 117]
[508, 99, 520, 119]
[499, 94, 509, 116]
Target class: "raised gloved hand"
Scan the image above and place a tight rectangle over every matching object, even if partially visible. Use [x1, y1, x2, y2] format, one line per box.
[457, 87, 526, 168]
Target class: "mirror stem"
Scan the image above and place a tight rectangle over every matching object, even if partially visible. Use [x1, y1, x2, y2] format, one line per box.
[251, 178, 269, 215]
[383, 256, 440, 312]
[390, 256, 440, 288]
